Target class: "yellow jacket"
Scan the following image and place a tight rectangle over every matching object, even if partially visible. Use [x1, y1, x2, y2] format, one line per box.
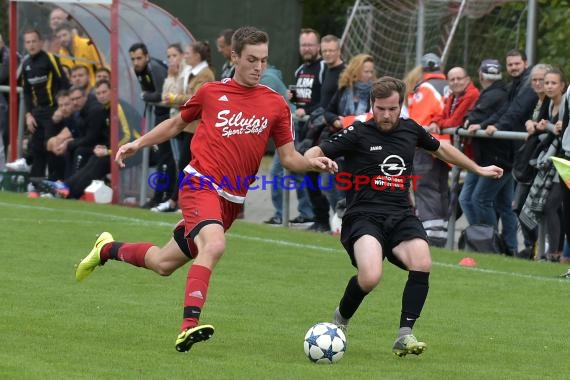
[59, 34, 103, 86]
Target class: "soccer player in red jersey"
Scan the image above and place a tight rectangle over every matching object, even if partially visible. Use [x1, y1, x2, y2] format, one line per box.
[75, 26, 337, 352]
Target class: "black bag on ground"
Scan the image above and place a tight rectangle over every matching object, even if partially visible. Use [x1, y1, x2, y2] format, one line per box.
[458, 224, 505, 254]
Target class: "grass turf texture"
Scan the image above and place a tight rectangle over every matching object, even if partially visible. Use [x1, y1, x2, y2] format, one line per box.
[1, 191, 569, 379]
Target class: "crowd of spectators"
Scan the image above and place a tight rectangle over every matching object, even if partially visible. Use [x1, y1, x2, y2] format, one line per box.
[1, 7, 569, 263]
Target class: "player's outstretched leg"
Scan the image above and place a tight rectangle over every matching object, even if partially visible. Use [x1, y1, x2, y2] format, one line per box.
[75, 232, 114, 282]
[392, 334, 427, 357]
[175, 325, 215, 352]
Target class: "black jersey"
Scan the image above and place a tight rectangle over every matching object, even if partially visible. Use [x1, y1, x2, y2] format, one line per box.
[21, 50, 69, 110]
[319, 118, 440, 216]
[135, 58, 169, 117]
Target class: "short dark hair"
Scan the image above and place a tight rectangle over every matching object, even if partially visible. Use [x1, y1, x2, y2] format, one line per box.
[55, 21, 73, 34]
[506, 49, 527, 61]
[95, 66, 111, 76]
[370, 76, 406, 106]
[128, 42, 148, 55]
[231, 26, 269, 56]
[70, 64, 89, 74]
[23, 28, 42, 41]
[55, 89, 70, 100]
[300, 28, 320, 41]
[95, 79, 111, 89]
[69, 85, 87, 96]
[218, 29, 234, 45]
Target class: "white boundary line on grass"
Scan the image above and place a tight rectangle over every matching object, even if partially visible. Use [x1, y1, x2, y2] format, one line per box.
[2, 201, 569, 283]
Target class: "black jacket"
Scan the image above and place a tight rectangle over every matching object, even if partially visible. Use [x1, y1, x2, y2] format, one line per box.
[467, 80, 514, 169]
[481, 69, 538, 133]
[135, 58, 169, 117]
[21, 50, 69, 110]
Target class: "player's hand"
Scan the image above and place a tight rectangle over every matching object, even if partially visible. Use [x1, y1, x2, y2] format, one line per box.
[308, 157, 338, 174]
[477, 165, 503, 179]
[115, 141, 140, 168]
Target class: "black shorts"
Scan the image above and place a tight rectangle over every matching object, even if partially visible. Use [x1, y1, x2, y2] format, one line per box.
[340, 211, 428, 270]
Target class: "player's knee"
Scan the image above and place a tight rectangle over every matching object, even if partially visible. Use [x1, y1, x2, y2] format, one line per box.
[358, 270, 382, 291]
[200, 240, 226, 261]
[153, 262, 177, 276]
[408, 255, 432, 272]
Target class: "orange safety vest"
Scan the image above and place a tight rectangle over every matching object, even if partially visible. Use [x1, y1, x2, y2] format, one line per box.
[407, 73, 450, 143]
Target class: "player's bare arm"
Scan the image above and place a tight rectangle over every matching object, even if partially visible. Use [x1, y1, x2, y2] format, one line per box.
[431, 142, 503, 179]
[115, 113, 189, 167]
[278, 142, 337, 174]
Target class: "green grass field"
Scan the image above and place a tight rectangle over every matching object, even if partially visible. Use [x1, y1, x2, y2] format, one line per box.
[1, 191, 569, 379]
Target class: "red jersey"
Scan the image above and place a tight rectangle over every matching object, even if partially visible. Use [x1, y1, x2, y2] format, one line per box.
[179, 79, 294, 201]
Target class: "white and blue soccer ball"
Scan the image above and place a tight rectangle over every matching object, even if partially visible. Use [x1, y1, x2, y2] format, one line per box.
[303, 322, 346, 364]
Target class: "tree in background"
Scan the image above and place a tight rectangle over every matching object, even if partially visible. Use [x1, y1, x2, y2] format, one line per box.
[301, 0, 353, 36]
[0, 0, 7, 39]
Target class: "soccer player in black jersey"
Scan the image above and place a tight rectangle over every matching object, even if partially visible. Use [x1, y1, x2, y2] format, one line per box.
[305, 76, 503, 357]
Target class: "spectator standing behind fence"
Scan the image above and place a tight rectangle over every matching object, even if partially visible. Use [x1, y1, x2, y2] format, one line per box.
[152, 41, 215, 213]
[294, 28, 330, 232]
[262, 63, 316, 226]
[461, 59, 518, 255]
[6, 29, 70, 181]
[519, 67, 568, 262]
[151, 42, 187, 213]
[429, 67, 479, 157]
[406, 53, 448, 247]
[129, 42, 175, 209]
[469, 50, 538, 254]
[216, 29, 234, 80]
[161, 43, 188, 117]
[477, 50, 538, 150]
[514, 63, 551, 258]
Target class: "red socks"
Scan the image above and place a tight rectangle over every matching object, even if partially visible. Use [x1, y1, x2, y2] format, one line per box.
[181, 264, 212, 331]
[100, 242, 153, 268]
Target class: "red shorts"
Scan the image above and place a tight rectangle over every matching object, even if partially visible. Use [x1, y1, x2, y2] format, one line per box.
[174, 175, 244, 258]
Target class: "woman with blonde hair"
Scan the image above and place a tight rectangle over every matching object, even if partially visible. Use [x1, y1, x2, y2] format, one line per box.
[324, 53, 376, 129]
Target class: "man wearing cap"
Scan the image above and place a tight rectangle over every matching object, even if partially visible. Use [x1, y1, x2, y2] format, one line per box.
[461, 58, 518, 255]
[407, 53, 449, 247]
[469, 49, 537, 149]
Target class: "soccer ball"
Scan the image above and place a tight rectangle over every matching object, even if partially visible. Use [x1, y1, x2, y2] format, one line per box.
[303, 322, 346, 364]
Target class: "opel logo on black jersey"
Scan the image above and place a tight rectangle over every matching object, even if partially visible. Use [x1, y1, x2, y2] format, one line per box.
[378, 154, 406, 176]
